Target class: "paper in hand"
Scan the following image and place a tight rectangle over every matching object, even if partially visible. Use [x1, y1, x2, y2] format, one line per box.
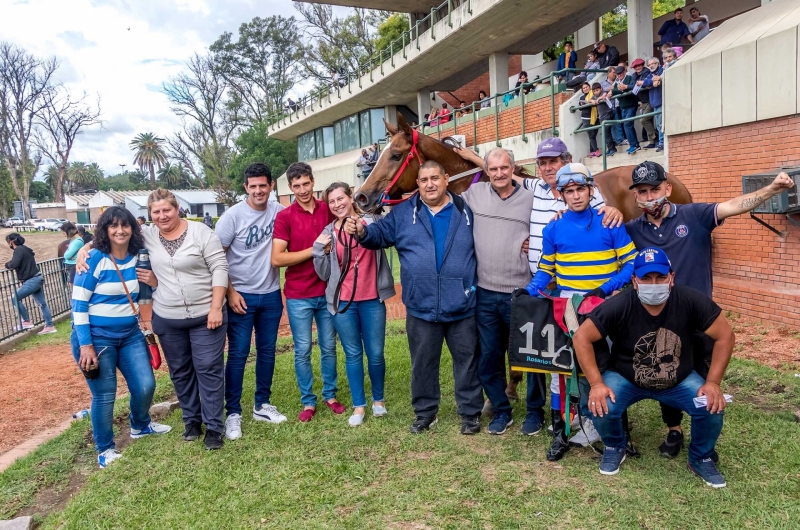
[693, 394, 733, 408]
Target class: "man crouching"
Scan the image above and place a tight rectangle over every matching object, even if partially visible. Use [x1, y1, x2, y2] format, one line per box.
[573, 247, 735, 488]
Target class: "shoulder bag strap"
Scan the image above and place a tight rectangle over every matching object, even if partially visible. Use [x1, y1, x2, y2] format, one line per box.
[110, 255, 140, 319]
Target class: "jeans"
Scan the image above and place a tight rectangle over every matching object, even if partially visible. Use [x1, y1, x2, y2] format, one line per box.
[654, 105, 663, 147]
[332, 298, 386, 408]
[225, 290, 283, 416]
[590, 370, 723, 462]
[620, 107, 639, 149]
[612, 107, 624, 144]
[406, 314, 483, 418]
[475, 287, 513, 416]
[13, 275, 53, 326]
[285, 296, 338, 407]
[71, 328, 155, 453]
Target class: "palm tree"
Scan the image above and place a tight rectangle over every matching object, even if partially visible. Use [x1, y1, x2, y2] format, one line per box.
[157, 162, 191, 189]
[68, 161, 101, 192]
[130, 133, 167, 189]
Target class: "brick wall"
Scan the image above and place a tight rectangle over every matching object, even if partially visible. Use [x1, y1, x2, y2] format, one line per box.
[437, 55, 522, 109]
[428, 91, 570, 148]
[668, 116, 800, 326]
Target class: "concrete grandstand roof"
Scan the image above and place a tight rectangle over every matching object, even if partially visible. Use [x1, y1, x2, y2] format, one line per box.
[270, 0, 622, 140]
[292, 0, 442, 13]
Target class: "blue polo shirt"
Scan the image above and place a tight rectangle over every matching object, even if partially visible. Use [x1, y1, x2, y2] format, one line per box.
[659, 19, 690, 46]
[625, 202, 722, 297]
[425, 201, 453, 272]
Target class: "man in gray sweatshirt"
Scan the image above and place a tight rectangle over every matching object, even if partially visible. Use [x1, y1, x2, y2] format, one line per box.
[460, 148, 543, 436]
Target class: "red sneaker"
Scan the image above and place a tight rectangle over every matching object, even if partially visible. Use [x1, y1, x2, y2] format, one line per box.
[324, 400, 346, 415]
[298, 408, 316, 422]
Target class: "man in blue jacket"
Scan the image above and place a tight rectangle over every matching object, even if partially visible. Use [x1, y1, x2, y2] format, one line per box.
[557, 41, 577, 82]
[641, 57, 664, 152]
[345, 160, 483, 435]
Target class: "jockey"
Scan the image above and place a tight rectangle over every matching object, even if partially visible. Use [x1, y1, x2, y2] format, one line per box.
[526, 163, 637, 461]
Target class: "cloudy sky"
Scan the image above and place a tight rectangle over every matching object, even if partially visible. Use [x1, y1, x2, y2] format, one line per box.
[1, 0, 304, 177]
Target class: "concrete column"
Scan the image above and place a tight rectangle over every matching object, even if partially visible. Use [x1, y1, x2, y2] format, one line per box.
[489, 52, 509, 97]
[575, 19, 600, 51]
[384, 105, 398, 128]
[627, 0, 654, 63]
[416, 90, 432, 121]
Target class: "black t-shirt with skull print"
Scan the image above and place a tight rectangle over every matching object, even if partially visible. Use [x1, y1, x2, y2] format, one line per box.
[587, 285, 721, 390]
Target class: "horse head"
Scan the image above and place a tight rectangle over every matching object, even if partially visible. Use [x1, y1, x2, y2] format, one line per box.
[353, 112, 421, 213]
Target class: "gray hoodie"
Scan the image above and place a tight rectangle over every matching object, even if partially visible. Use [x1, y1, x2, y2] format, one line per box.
[312, 218, 396, 315]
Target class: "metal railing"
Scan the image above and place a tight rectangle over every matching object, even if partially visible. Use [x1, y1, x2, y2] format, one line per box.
[0, 258, 71, 342]
[572, 110, 662, 171]
[267, 0, 469, 129]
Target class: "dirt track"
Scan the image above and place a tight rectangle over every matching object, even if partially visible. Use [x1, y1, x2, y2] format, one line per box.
[0, 227, 66, 263]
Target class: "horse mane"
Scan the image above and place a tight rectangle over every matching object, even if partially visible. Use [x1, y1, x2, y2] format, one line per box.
[437, 135, 535, 178]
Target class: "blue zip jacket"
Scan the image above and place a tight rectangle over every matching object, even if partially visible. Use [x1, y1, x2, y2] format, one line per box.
[359, 193, 477, 322]
[642, 65, 664, 108]
[557, 50, 577, 71]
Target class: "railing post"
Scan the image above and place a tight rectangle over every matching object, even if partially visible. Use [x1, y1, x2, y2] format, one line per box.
[602, 124, 608, 171]
[521, 87, 528, 143]
[448, 0, 453, 27]
[390, 41, 394, 67]
[472, 102, 478, 153]
[437, 118, 441, 140]
[494, 93, 501, 147]
[402, 32, 407, 59]
[431, 8, 436, 40]
[550, 72, 558, 137]
[416, 22, 420, 50]
[468, 0, 472, 15]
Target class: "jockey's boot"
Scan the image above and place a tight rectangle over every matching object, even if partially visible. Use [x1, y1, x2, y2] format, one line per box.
[546, 409, 570, 462]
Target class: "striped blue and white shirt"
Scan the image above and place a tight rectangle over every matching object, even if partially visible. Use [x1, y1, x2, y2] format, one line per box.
[71, 250, 140, 347]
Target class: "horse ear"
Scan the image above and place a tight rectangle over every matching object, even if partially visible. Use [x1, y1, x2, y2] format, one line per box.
[384, 118, 398, 137]
[397, 111, 412, 136]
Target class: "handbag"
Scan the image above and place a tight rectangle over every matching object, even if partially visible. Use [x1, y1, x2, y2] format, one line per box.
[111, 256, 162, 370]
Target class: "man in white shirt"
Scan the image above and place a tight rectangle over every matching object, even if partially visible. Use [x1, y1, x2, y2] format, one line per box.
[215, 163, 287, 440]
[688, 7, 710, 43]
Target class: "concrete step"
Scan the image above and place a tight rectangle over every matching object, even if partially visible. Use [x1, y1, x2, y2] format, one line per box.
[582, 148, 665, 174]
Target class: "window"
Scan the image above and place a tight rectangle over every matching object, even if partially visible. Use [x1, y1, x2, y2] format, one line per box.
[360, 111, 371, 147]
[322, 127, 334, 157]
[297, 131, 317, 161]
[370, 108, 386, 145]
[334, 121, 343, 153]
[342, 114, 359, 151]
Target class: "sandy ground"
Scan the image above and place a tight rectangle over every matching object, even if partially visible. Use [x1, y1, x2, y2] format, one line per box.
[0, 227, 67, 263]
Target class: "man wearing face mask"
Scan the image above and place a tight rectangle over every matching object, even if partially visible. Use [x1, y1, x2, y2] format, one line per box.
[573, 247, 735, 487]
[625, 161, 795, 460]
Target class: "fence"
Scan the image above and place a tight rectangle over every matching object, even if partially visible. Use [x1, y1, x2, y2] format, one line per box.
[0, 258, 71, 343]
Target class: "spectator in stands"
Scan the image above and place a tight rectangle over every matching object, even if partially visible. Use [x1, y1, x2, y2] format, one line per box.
[70, 207, 170, 468]
[136, 216, 146, 226]
[584, 51, 600, 71]
[313, 182, 395, 427]
[574, 247, 733, 487]
[438, 103, 451, 124]
[602, 67, 625, 148]
[612, 65, 641, 154]
[579, 82, 615, 158]
[286, 98, 298, 113]
[370, 142, 380, 162]
[61, 221, 83, 287]
[455, 101, 471, 118]
[330, 68, 346, 88]
[5, 233, 57, 334]
[557, 41, 578, 82]
[642, 57, 665, 152]
[203, 212, 213, 228]
[662, 48, 678, 69]
[427, 107, 439, 127]
[357, 149, 375, 179]
[77, 225, 93, 245]
[595, 41, 620, 69]
[515, 71, 532, 97]
[659, 9, 690, 47]
[478, 90, 491, 109]
[631, 58, 658, 149]
[688, 7, 710, 43]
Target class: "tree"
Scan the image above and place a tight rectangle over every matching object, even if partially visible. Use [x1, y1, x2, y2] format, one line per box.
[130, 132, 167, 189]
[602, 1, 686, 39]
[0, 162, 14, 216]
[157, 161, 193, 189]
[210, 16, 303, 123]
[34, 88, 101, 201]
[374, 13, 409, 52]
[0, 42, 58, 219]
[68, 161, 102, 192]
[228, 119, 297, 189]
[29, 180, 53, 202]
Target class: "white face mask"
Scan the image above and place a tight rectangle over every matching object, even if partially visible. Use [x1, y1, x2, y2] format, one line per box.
[637, 282, 671, 305]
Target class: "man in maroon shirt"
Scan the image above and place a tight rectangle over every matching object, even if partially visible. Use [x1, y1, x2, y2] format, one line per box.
[271, 162, 344, 422]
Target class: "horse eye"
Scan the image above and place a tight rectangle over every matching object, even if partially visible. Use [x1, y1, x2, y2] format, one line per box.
[390, 153, 402, 161]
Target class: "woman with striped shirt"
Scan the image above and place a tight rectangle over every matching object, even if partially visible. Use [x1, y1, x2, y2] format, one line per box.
[71, 207, 171, 468]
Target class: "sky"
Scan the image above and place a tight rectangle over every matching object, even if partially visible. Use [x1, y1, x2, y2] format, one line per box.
[0, 0, 302, 178]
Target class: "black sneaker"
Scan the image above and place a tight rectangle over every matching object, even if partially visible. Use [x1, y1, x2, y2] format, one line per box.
[460, 414, 481, 435]
[643, 143, 657, 149]
[410, 416, 437, 434]
[182, 422, 202, 441]
[204, 430, 224, 450]
[659, 430, 684, 458]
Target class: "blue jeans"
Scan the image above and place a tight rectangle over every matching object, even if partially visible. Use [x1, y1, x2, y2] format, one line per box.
[613, 107, 625, 143]
[332, 298, 386, 408]
[13, 275, 53, 326]
[590, 370, 723, 462]
[654, 105, 663, 147]
[286, 296, 338, 407]
[475, 287, 513, 416]
[71, 327, 155, 453]
[620, 107, 639, 149]
[225, 290, 283, 416]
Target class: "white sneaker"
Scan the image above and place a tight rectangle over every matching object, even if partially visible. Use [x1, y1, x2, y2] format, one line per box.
[348, 413, 365, 427]
[130, 421, 172, 439]
[98, 448, 122, 468]
[225, 413, 242, 440]
[253, 404, 287, 424]
[569, 417, 602, 447]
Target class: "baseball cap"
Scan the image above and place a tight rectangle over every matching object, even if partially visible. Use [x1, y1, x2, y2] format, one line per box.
[614, 65, 626, 75]
[629, 161, 667, 189]
[536, 138, 569, 158]
[633, 247, 672, 278]
[631, 58, 645, 68]
[555, 163, 593, 191]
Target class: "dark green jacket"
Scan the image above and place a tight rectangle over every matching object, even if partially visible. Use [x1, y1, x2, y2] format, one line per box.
[612, 74, 639, 109]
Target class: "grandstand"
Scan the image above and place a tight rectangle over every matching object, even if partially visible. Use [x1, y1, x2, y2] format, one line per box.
[270, 0, 800, 326]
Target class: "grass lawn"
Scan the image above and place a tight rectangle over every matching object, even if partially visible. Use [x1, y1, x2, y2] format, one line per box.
[30, 320, 800, 529]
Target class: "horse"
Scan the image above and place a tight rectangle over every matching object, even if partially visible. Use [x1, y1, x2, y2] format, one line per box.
[354, 112, 693, 221]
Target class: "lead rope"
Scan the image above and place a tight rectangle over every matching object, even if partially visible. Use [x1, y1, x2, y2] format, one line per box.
[332, 221, 360, 315]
